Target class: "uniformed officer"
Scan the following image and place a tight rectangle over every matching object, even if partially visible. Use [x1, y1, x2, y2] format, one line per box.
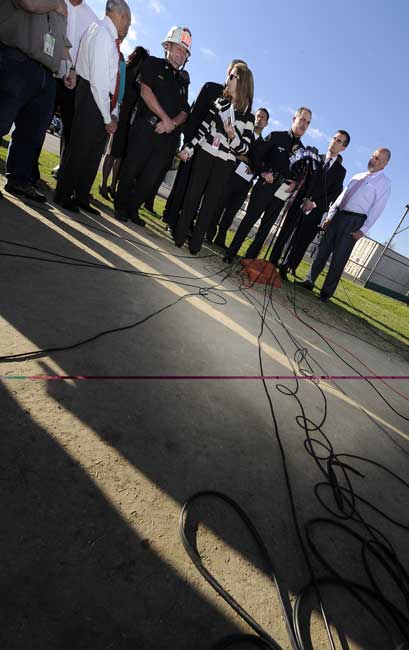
[114, 25, 191, 224]
[223, 107, 312, 263]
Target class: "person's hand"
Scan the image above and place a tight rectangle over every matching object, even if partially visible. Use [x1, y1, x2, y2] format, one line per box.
[261, 172, 274, 184]
[224, 120, 235, 140]
[285, 180, 297, 193]
[105, 117, 117, 135]
[245, 166, 253, 175]
[179, 149, 190, 163]
[55, 0, 68, 16]
[351, 230, 364, 241]
[64, 69, 76, 90]
[155, 115, 175, 134]
[302, 198, 315, 213]
[321, 217, 331, 230]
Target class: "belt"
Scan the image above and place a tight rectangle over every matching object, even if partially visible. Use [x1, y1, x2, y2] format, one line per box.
[138, 112, 160, 127]
[338, 209, 367, 220]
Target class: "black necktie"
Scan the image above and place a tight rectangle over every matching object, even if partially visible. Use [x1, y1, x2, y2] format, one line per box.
[323, 158, 331, 174]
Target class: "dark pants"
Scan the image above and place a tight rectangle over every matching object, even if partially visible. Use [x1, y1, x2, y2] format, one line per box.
[285, 209, 323, 271]
[207, 173, 250, 244]
[174, 149, 234, 252]
[55, 77, 107, 204]
[115, 116, 178, 218]
[162, 156, 193, 227]
[32, 78, 76, 183]
[0, 44, 55, 186]
[226, 179, 284, 259]
[268, 198, 304, 265]
[52, 78, 76, 160]
[308, 210, 366, 298]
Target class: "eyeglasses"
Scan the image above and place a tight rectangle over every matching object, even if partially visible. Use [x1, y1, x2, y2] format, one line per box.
[228, 73, 239, 80]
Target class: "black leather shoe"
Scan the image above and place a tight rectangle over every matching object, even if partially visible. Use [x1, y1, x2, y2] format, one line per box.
[78, 202, 100, 216]
[130, 215, 146, 227]
[320, 293, 330, 302]
[278, 264, 289, 280]
[54, 196, 79, 212]
[295, 279, 314, 290]
[115, 211, 128, 222]
[5, 182, 46, 203]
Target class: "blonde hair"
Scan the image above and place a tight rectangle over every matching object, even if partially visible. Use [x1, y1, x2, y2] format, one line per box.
[224, 62, 254, 114]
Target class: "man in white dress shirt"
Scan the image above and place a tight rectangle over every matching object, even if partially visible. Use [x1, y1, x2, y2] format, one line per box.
[51, 0, 98, 176]
[297, 148, 391, 301]
[55, 0, 131, 214]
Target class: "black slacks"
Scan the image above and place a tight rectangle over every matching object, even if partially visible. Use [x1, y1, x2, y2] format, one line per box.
[162, 156, 193, 227]
[226, 179, 284, 259]
[285, 209, 323, 271]
[115, 117, 177, 218]
[55, 78, 107, 204]
[268, 198, 304, 265]
[308, 210, 366, 298]
[207, 173, 250, 244]
[174, 148, 234, 252]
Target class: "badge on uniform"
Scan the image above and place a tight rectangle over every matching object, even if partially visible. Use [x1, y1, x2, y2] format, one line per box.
[43, 33, 56, 57]
[212, 136, 221, 149]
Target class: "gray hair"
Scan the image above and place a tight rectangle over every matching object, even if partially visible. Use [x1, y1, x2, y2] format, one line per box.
[295, 106, 312, 119]
[379, 147, 392, 162]
[106, 0, 130, 15]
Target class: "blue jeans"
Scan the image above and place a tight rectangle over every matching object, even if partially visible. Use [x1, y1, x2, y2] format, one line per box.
[0, 44, 56, 185]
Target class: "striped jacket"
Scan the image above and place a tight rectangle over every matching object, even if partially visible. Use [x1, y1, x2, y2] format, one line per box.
[183, 96, 255, 163]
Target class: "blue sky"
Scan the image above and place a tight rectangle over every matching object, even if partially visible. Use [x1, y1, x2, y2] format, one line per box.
[89, 0, 409, 255]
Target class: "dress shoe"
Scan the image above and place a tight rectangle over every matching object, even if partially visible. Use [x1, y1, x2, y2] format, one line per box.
[5, 182, 46, 203]
[54, 196, 79, 212]
[78, 202, 100, 216]
[320, 293, 330, 303]
[278, 264, 289, 280]
[189, 248, 199, 256]
[130, 215, 146, 227]
[295, 279, 314, 290]
[115, 211, 128, 222]
[99, 185, 111, 200]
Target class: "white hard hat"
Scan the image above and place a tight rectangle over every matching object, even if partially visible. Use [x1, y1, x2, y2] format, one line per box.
[162, 26, 192, 56]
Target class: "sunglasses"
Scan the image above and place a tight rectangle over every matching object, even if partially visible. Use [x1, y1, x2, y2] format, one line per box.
[228, 73, 239, 80]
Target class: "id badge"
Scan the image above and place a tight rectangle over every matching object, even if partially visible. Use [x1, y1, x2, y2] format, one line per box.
[212, 136, 221, 149]
[43, 33, 56, 57]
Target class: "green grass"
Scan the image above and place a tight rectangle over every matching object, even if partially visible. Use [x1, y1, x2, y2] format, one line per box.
[1, 138, 408, 348]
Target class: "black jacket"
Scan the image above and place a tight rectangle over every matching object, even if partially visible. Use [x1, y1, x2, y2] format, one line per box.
[249, 129, 304, 179]
[183, 81, 224, 142]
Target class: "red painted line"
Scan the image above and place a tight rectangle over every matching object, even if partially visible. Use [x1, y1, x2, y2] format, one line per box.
[1, 375, 409, 381]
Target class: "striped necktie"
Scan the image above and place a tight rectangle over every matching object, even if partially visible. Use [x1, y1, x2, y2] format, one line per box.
[339, 175, 369, 211]
[110, 38, 121, 112]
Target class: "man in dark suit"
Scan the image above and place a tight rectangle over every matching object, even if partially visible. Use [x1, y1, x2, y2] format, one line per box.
[162, 58, 247, 230]
[270, 130, 350, 276]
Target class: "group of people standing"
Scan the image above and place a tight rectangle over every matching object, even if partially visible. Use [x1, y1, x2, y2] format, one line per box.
[0, 0, 392, 301]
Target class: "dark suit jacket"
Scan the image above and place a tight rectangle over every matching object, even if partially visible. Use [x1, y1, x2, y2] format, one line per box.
[304, 154, 346, 224]
[182, 81, 224, 142]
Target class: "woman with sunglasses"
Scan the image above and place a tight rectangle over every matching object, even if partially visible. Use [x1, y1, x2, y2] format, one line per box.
[174, 62, 255, 254]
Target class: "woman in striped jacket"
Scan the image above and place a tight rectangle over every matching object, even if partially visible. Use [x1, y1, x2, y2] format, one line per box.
[174, 62, 255, 254]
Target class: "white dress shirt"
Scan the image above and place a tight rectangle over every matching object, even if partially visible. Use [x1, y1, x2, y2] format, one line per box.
[327, 169, 391, 234]
[76, 15, 119, 124]
[58, 0, 98, 77]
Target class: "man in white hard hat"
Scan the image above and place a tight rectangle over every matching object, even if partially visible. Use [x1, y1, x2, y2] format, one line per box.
[114, 26, 191, 224]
